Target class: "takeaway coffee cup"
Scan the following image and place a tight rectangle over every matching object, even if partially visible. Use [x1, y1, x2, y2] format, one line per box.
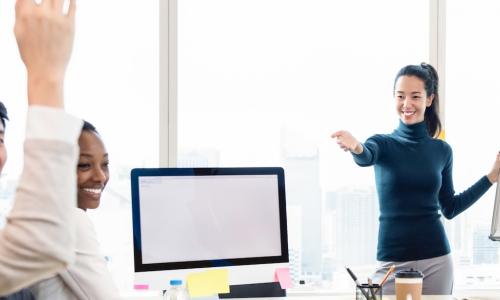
[395, 269, 423, 300]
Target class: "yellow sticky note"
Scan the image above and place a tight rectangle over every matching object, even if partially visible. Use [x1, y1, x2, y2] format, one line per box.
[187, 269, 230, 297]
[205, 269, 229, 294]
[187, 272, 211, 297]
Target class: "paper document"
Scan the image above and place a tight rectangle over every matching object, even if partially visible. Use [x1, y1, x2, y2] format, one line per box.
[490, 177, 500, 241]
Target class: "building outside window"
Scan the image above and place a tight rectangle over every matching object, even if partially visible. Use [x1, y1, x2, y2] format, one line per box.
[177, 0, 429, 290]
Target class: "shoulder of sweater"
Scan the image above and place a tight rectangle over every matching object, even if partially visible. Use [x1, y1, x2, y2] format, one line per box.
[429, 137, 452, 152]
[428, 138, 453, 164]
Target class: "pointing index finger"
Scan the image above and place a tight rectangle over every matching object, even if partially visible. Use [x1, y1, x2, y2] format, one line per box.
[331, 131, 342, 138]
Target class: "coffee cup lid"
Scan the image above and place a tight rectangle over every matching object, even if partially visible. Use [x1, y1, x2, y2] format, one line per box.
[395, 268, 423, 278]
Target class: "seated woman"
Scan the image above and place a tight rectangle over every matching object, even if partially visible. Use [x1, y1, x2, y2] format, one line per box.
[29, 121, 119, 299]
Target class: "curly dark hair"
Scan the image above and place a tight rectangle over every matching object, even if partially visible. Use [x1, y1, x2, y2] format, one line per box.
[82, 120, 99, 134]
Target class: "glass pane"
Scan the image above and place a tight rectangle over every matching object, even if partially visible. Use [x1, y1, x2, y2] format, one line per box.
[66, 0, 159, 293]
[446, 0, 500, 290]
[0, 0, 159, 295]
[178, 0, 428, 289]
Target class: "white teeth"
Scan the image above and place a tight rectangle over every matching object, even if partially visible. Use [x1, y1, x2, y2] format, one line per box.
[83, 188, 102, 194]
[403, 111, 415, 116]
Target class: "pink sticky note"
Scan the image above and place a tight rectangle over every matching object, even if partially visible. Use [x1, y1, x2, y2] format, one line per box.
[133, 284, 149, 290]
[274, 268, 293, 289]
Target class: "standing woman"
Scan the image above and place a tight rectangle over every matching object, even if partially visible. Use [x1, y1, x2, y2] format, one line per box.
[29, 121, 119, 299]
[332, 63, 500, 294]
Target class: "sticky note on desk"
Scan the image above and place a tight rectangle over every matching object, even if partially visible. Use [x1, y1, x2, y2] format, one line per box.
[274, 268, 293, 289]
[133, 284, 149, 290]
[187, 269, 229, 297]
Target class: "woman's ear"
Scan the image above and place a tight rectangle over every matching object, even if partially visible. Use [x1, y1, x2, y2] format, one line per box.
[426, 94, 435, 107]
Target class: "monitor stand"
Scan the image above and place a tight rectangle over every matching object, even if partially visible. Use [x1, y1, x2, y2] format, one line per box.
[218, 282, 285, 298]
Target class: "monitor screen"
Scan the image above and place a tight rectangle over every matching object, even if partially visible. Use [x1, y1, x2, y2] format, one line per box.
[131, 167, 289, 289]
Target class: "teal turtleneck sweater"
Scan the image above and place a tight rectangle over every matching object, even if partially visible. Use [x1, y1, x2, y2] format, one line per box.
[352, 121, 492, 261]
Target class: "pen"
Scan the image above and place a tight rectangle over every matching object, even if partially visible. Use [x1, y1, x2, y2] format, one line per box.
[378, 264, 395, 287]
[374, 264, 395, 294]
[368, 277, 376, 300]
[345, 267, 370, 300]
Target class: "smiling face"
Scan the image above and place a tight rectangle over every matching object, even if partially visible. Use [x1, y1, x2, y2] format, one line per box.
[394, 75, 434, 125]
[77, 130, 109, 210]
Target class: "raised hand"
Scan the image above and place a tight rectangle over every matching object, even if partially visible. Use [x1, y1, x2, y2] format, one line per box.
[487, 151, 500, 184]
[14, 0, 76, 108]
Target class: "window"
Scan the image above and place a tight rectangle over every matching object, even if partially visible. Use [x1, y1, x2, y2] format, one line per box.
[0, 0, 159, 294]
[177, 0, 428, 289]
[4, 0, 498, 295]
[446, 0, 500, 290]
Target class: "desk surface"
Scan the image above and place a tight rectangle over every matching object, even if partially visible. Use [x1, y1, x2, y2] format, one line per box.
[123, 289, 500, 300]
[124, 296, 458, 300]
[215, 295, 456, 300]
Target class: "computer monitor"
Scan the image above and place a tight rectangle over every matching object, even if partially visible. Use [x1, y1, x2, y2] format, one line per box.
[130, 167, 289, 291]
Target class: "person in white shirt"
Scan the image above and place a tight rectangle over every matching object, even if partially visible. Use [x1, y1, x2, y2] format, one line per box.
[29, 121, 120, 299]
[0, 0, 82, 296]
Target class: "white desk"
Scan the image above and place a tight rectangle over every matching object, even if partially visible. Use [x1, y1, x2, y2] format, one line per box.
[123, 289, 500, 300]
[289, 296, 454, 300]
[123, 295, 459, 300]
[250, 298, 452, 300]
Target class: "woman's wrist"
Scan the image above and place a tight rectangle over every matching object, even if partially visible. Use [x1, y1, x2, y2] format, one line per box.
[352, 143, 363, 155]
[27, 75, 64, 108]
[487, 172, 498, 185]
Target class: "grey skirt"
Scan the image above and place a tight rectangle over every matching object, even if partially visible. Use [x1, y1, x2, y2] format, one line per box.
[372, 253, 453, 295]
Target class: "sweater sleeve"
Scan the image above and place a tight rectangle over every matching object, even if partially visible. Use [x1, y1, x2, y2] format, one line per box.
[438, 145, 493, 219]
[351, 135, 383, 167]
[0, 107, 82, 295]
